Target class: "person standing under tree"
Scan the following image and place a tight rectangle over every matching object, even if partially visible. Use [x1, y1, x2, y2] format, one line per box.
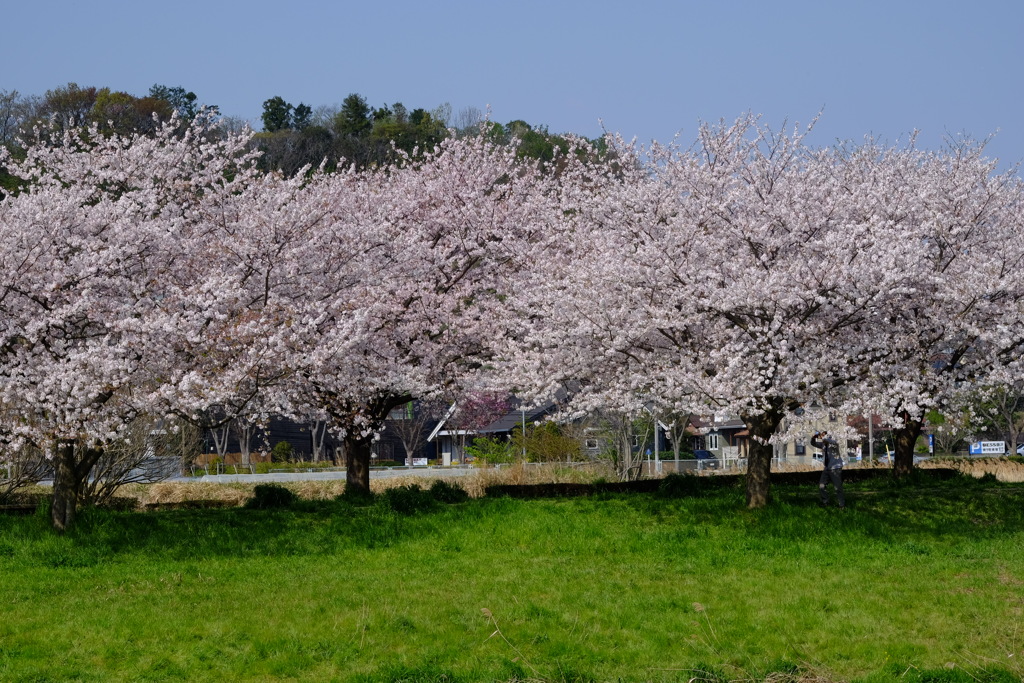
[811, 430, 845, 508]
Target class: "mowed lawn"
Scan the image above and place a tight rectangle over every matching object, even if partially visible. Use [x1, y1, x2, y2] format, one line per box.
[1, 475, 1022, 682]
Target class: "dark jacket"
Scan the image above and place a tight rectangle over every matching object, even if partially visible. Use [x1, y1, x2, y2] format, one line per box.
[810, 433, 843, 470]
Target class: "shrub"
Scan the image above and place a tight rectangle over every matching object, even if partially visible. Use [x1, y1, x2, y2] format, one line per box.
[245, 484, 296, 509]
[465, 435, 515, 464]
[379, 484, 436, 515]
[338, 486, 376, 506]
[429, 479, 469, 504]
[270, 441, 294, 463]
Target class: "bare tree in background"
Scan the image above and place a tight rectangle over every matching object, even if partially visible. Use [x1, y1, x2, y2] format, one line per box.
[455, 106, 484, 133]
[591, 409, 653, 481]
[79, 416, 200, 506]
[974, 382, 1024, 453]
[386, 398, 446, 465]
[0, 445, 49, 503]
[309, 418, 330, 462]
[233, 417, 258, 466]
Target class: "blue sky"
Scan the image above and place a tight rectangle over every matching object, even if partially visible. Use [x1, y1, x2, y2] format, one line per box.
[7, 0, 1023, 166]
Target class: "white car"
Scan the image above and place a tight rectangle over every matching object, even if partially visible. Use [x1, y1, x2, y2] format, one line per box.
[1017, 443, 1024, 456]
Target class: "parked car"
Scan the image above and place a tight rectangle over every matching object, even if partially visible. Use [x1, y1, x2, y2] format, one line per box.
[1016, 443, 1024, 456]
[692, 449, 719, 470]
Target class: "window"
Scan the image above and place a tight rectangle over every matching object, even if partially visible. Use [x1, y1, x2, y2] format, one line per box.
[707, 433, 720, 450]
[795, 440, 806, 455]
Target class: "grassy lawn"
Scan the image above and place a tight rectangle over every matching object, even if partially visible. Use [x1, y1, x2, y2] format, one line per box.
[1, 474, 1022, 682]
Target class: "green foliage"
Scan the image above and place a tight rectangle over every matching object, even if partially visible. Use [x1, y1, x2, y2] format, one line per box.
[271, 440, 294, 463]
[378, 484, 436, 515]
[464, 435, 514, 464]
[252, 459, 337, 473]
[428, 479, 469, 504]
[40, 82, 97, 128]
[1, 482, 1023, 680]
[511, 421, 582, 463]
[375, 481, 468, 514]
[245, 484, 297, 509]
[262, 95, 293, 132]
[292, 102, 312, 130]
[338, 485, 376, 506]
[861, 662, 1022, 683]
[148, 84, 199, 119]
[335, 93, 372, 137]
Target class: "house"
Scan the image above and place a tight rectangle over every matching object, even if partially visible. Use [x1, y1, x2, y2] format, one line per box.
[428, 399, 557, 465]
[200, 407, 439, 467]
[688, 415, 749, 462]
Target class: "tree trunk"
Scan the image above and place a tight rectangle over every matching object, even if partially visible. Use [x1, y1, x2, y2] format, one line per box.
[329, 394, 411, 495]
[345, 433, 373, 494]
[50, 441, 104, 532]
[892, 412, 923, 478]
[51, 442, 79, 533]
[741, 402, 787, 509]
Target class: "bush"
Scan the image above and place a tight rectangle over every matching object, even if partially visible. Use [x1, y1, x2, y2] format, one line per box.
[245, 484, 296, 509]
[465, 435, 514, 464]
[338, 486, 376, 507]
[270, 441, 294, 463]
[379, 484, 436, 515]
[429, 479, 469, 504]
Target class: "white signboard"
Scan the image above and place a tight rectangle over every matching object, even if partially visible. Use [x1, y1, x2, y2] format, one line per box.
[969, 441, 1005, 455]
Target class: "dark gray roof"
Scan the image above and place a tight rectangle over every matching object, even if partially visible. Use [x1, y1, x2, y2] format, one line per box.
[476, 402, 557, 434]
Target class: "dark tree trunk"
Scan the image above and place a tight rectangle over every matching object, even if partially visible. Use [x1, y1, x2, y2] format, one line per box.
[50, 441, 104, 532]
[741, 400, 788, 509]
[51, 442, 79, 533]
[892, 412, 923, 478]
[339, 393, 412, 495]
[344, 432, 373, 494]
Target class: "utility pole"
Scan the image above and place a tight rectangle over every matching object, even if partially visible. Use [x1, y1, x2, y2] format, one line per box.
[521, 407, 527, 461]
[868, 414, 874, 463]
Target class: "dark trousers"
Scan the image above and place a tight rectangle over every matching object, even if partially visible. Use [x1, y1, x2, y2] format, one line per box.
[819, 467, 845, 507]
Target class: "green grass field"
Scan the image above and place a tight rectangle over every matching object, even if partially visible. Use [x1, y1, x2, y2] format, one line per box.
[1, 474, 1022, 682]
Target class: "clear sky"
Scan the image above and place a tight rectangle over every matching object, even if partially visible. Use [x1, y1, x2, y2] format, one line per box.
[6, 0, 1023, 166]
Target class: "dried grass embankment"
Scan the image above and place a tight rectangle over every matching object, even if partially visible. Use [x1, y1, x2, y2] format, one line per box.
[117, 462, 616, 509]
[94, 457, 1024, 510]
[919, 456, 1024, 482]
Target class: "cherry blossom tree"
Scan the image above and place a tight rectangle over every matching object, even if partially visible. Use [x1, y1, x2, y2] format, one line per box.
[839, 138, 1024, 475]
[0, 115, 268, 529]
[273, 134, 564, 493]
[501, 116, 1024, 506]
[502, 116, 882, 505]
[4, 106, 1020, 527]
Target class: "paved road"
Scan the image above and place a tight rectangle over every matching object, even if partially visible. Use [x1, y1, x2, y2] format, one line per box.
[196, 466, 478, 484]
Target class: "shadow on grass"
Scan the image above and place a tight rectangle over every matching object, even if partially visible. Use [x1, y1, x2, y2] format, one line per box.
[2, 469, 1021, 570]
[0, 497, 443, 568]
[579, 469, 1024, 553]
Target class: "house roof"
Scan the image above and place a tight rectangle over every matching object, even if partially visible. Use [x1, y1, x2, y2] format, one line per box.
[427, 398, 557, 441]
[477, 403, 555, 434]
